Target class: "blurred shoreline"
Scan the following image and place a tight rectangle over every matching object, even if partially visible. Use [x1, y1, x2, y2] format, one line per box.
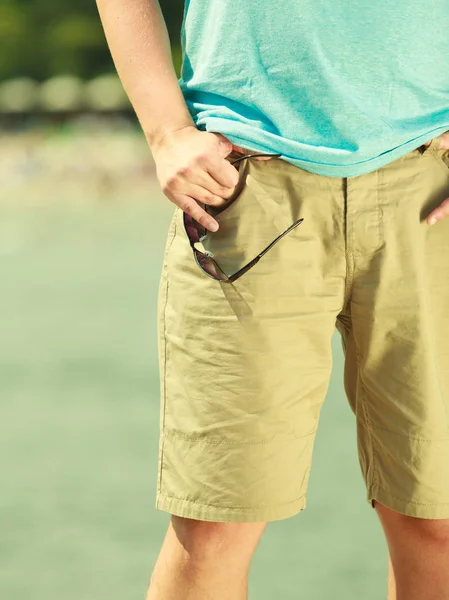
[0, 116, 159, 205]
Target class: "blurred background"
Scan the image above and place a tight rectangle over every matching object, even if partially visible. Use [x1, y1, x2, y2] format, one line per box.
[0, 1, 388, 598]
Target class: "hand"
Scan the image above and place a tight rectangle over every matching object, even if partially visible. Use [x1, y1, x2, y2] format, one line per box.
[423, 131, 449, 150]
[424, 131, 449, 225]
[151, 126, 241, 232]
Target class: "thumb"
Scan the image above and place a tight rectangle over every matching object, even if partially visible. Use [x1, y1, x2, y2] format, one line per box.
[210, 132, 234, 157]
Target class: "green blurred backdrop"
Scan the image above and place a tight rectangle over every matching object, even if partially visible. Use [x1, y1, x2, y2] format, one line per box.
[0, 0, 184, 80]
[0, 2, 388, 599]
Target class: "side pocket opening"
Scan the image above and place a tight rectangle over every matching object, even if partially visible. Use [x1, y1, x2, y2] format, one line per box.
[206, 156, 251, 220]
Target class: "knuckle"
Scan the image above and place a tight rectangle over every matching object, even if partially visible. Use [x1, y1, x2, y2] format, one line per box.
[220, 184, 234, 194]
[195, 152, 209, 164]
[179, 200, 193, 213]
[204, 194, 219, 205]
[178, 165, 192, 177]
[220, 188, 235, 201]
[195, 212, 208, 226]
[164, 175, 178, 190]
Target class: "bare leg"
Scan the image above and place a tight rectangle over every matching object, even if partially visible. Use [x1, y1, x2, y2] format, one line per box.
[376, 501, 449, 600]
[387, 553, 397, 600]
[145, 516, 266, 600]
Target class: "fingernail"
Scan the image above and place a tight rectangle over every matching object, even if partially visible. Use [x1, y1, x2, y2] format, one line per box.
[209, 222, 218, 232]
[429, 216, 438, 225]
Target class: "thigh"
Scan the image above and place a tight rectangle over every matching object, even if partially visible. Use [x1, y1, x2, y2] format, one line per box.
[156, 157, 346, 522]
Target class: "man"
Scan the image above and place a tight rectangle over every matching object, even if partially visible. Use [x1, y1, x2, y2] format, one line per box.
[96, 1, 449, 598]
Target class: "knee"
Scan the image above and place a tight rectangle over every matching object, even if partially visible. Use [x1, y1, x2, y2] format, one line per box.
[376, 501, 449, 548]
[171, 516, 266, 567]
[408, 518, 449, 546]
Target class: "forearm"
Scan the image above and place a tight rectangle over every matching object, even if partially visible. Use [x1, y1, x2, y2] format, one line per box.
[96, 0, 194, 149]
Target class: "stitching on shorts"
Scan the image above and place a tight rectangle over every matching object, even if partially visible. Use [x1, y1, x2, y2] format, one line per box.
[341, 177, 354, 310]
[165, 427, 317, 446]
[376, 167, 382, 252]
[343, 252, 354, 312]
[354, 345, 379, 493]
[158, 210, 179, 496]
[158, 492, 307, 512]
[353, 168, 382, 258]
[369, 422, 449, 443]
[373, 485, 449, 508]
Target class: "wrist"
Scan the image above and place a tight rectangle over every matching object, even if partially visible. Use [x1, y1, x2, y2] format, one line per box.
[145, 121, 196, 153]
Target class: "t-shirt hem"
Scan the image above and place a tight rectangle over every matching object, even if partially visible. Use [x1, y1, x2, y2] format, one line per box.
[194, 116, 449, 178]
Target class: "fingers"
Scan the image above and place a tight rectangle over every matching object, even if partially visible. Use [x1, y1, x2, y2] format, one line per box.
[162, 163, 237, 208]
[439, 132, 449, 150]
[155, 130, 246, 233]
[424, 132, 449, 150]
[194, 168, 238, 201]
[427, 197, 449, 225]
[161, 153, 240, 207]
[183, 182, 236, 207]
[203, 154, 240, 189]
[162, 159, 234, 195]
[171, 193, 219, 233]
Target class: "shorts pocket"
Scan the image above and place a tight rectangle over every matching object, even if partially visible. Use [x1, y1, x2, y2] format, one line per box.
[205, 154, 251, 222]
[201, 158, 292, 277]
[432, 149, 449, 181]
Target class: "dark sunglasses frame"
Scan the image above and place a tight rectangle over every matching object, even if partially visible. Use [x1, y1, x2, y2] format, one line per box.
[183, 151, 304, 283]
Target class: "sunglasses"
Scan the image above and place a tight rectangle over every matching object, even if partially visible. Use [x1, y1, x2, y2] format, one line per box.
[183, 151, 304, 283]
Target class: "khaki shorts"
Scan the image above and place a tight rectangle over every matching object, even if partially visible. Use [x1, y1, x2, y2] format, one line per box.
[156, 136, 449, 522]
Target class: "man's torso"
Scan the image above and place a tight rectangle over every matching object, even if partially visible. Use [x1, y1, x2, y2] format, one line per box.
[179, 0, 449, 177]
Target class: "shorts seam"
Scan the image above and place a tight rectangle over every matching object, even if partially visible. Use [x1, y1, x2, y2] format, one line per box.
[339, 177, 353, 311]
[343, 252, 354, 311]
[158, 210, 179, 496]
[369, 422, 449, 443]
[355, 347, 379, 495]
[157, 492, 307, 512]
[341, 253, 355, 313]
[352, 168, 382, 257]
[376, 167, 382, 252]
[164, 427, 317, 446]
[373, 485, 449, 508]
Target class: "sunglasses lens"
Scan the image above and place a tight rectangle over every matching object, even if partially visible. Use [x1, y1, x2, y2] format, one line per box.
[183, 211, 228, 281]
[193, 249, 229, 281]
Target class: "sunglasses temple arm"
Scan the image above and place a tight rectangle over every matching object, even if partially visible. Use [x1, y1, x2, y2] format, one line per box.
[229, 218, 304, 282]
[230, 152, 282, 165]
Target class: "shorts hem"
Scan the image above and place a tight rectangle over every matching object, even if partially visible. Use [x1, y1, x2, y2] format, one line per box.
[156, 493, 307, 523]
[369, 485, 449, 519]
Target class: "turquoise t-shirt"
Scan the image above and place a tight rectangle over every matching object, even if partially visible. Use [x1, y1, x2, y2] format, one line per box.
[178, 0, 449, 177]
